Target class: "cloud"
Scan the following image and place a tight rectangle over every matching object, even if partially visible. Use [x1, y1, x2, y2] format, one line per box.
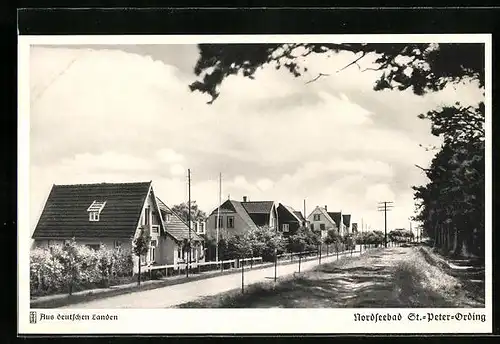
[156, 148, 184, 164]
[170, 163, 185, 176]
[365, 184, 396, 203]
[256, 178, 274, 191]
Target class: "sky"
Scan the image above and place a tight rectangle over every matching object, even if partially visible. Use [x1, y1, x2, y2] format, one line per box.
[28, 43, 484, 234]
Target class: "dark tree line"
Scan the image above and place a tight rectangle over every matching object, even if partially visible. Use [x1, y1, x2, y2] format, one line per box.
[189, 43, 485, 258]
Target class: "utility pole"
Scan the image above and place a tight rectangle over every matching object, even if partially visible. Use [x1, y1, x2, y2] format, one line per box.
[216, 173, 221, 263]
[186, 170, 192, 277]
[377, 201, 394, 248]
[303, 199, 306, 227]
[409, 220, 413, 243]
[360, 217, 364, 253]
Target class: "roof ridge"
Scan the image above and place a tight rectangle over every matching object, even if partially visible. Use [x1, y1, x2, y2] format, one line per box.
[54, 181, 152, 187]
[241, 200, 274, 203]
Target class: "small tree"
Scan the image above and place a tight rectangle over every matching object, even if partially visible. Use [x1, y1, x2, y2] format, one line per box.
[57, 238, 85, 295]
[287, 228, 308, 253]
[325, 229, 343, 254]
[97, 244, 113, 287]
[343, 233, 356, 251]
[132, 227, 151, 285]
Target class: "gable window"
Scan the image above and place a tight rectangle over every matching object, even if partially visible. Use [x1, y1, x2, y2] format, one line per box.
[227, 216, 235, 228]
[313, 214, 321, 221]
[152, 225, 159, 234]
[199, 222, 205, 234]
[144, 206, 151, 225]
[164, 213, 171, 222]
[282, 224, 289, 232]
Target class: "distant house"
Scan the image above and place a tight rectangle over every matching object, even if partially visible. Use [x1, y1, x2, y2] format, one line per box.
[205, 197, 305, 241]
[276, 203, 306, 237]
[307, 206, 339, 239]
[307, 206, 353, 238]
[205, 196, 278, 240]
[342, 214, 352, 235]
[31, 181, 204, 273]
[156, 198, 205, 266]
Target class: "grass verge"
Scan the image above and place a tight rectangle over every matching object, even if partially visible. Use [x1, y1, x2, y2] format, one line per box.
[176, 247, 483, 308]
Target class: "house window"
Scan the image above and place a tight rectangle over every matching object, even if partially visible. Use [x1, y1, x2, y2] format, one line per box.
[282, 224, 289, 232]
[164, 213, 171, 222]
[89, 212, 99, 221]
[177, 247, 182, 259]
[320, 224, 326, 231]
[227, 216, 234, 228]
[114, 241, 122, 249]
[313, 214, 321, 221]
[86, 244, 100, 251]
[144, 207, 150, 225]
[149, 240, 157, 262]
[310, 224, 314, 230]
[87, 200, 106, 222]
[197, 222, 205, 234]
[152, 225, 159, 234]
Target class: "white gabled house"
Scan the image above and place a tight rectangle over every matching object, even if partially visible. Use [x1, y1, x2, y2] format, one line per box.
[32, 181, 205, 274]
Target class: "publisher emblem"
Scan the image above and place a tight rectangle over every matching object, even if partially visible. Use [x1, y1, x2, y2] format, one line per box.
[29, 311, 37, 324]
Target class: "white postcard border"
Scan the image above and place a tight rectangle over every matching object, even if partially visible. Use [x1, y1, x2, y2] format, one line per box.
[18, 34, 492, 335]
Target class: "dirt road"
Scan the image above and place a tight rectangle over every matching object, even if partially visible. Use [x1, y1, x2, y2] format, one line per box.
[62, 249, 364, 308]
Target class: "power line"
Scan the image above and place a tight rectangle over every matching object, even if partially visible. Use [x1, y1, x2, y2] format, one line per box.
[377, 201, 394, 248]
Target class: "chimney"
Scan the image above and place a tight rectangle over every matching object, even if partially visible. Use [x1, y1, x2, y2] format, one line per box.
[324, 205, 327, 211]
[243, 196, 248, 202]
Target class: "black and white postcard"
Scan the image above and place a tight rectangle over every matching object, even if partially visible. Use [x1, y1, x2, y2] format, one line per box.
[17, 33, 492, 334]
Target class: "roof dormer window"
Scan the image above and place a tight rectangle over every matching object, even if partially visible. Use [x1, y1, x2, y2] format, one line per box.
[89, 211, 100, 221]
[87, 200, 106, 222]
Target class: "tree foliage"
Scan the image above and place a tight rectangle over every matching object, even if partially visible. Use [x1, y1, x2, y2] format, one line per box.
[170, 201, 207, 223]
[189, 43, 484, 103]
[356, 231, 385, 247]
[388, 229, 415, 244]
[218, 225, 286, 262]
[30, 242, 133, 296]
[287, 226, 322, 254]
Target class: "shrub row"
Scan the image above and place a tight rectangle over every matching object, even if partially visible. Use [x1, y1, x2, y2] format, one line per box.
[30, 240, 134, 297]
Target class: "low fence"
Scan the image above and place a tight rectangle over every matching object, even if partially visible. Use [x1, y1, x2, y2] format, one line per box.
[142, 256, 264, 277]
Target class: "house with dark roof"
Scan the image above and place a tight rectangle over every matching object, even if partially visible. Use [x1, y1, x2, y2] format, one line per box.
[155, 197, 205, 265]
[205, 196, 277, 241]
[276, 203, 306, 236]
[31, 181, 204, 273]
[342, 214, 352, 235]
[205, 195, 306, 241]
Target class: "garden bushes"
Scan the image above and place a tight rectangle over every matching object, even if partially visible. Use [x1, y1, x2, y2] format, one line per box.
[30, 239, 134, 297]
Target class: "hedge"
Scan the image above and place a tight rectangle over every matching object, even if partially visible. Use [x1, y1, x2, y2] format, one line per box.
[30, 240, 134, 297]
